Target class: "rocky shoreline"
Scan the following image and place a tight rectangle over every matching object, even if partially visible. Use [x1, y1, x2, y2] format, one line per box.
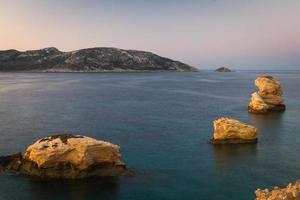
[11, 68, 197, 73]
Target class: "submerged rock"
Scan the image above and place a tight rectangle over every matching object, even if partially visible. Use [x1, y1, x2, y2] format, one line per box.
[209, 118, 258, 144]
[255, 180, 300, 200]
[0, 134, 133, 178]
[214, 67, 232, 72]
[248, 76, 286, 114]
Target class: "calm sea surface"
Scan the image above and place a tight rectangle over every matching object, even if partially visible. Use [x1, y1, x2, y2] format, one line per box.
[0, 71, 299, 200]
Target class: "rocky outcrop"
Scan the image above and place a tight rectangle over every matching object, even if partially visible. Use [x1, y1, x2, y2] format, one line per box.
[248, 76, 286, 113]
[209, 118, 258, 144]
[0, 134, 133, 178]
[0, 153, 23, 172]
[255, 180, 300, 200]
[0, 47, 197, 72]
[214, 67, 232, 72]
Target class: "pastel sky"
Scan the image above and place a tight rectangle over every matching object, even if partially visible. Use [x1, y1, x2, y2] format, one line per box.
[1, 0, 300, 69]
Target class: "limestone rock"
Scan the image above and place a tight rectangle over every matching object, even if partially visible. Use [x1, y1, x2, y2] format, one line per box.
[248, 76, 286, 113]
[210, 118, 258, 144]
[0, 134, 133, 178]
[255, 180, 300, 200]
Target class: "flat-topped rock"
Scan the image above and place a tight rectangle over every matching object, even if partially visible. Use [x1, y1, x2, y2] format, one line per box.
[214, 67, 232, 72]
[0, 134, 133, 178]
[255, 180, 300, 200]
[248, 76, 286, 113]
[209, 118, 258, 144]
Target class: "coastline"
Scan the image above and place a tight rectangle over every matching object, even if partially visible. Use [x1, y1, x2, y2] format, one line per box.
[0, 69, 199, 73]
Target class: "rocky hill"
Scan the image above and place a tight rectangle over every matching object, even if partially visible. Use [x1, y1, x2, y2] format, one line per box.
[0, 47, 197, 72]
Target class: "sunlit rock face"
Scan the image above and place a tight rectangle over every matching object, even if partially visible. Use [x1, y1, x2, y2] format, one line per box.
[24, 134, 123, 169]
[210, 118, 258, 144]
[248, 76, 286, 114]
[0, 134, 133, 178]
[255, 180, 300, 200]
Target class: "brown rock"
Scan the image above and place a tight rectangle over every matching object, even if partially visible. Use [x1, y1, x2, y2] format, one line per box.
[255, 180, 300, 200]
[209, 118, 258, 144]
[0, 134, 133, 178]
[0, 153, 23, 172]
[248, 76, 286, 113]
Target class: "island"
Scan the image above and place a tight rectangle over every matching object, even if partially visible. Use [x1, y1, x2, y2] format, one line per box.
[214, 67, 232, 72]
[0, 47, 197, 72]
[0, 134, 133, 178]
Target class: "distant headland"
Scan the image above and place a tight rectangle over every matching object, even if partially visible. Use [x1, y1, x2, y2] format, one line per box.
[0, 47, 197, 72]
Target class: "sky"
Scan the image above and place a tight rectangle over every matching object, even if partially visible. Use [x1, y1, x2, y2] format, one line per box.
[0, 0, 300, 69]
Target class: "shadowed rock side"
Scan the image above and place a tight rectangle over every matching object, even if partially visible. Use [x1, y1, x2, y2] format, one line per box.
[209, 118, 258, 144]
[0, 134, 133, 178]
[255, 180, 300, 200]
[248, 76, 286, 114]
[214, 67, 232, 72]
[0, 47, 197, 72]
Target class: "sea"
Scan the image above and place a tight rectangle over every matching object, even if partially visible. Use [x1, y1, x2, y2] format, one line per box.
[0, 70, 299, 200]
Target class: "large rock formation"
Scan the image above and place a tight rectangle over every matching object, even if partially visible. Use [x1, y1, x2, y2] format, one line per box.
[209, 118, 258, 144]
[255, 180, 300, 200]
[0, 134, 133, 178]
[248, 76, 286, 114]
[0, 47, 197, 72]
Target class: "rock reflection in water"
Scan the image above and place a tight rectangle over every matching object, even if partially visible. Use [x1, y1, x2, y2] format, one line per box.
[249, 112, 284, 131]
[28, 177, 120, 200]
[212, 144, 257, 168]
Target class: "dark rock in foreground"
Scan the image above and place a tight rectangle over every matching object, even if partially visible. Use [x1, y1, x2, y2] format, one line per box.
[0, 153, 23, 172]
[0, 47, 197, 72]
[214, 67, 232, 72]
[0, 134, 133, 179]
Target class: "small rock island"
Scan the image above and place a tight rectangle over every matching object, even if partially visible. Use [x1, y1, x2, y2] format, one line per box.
[248, 76, 286, 113]
[255, 179, 300, 200]
[0, 134, 133, 178]
[0, 47, 197, 72]
[214, 67, 232, 72]
[209, 118, 258, 144]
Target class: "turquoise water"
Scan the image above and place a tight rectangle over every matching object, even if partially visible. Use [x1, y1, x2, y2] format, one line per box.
[0, 71, 299, 200]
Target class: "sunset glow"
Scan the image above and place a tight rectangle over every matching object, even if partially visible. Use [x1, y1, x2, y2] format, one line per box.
[1, 0, 300, 69]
